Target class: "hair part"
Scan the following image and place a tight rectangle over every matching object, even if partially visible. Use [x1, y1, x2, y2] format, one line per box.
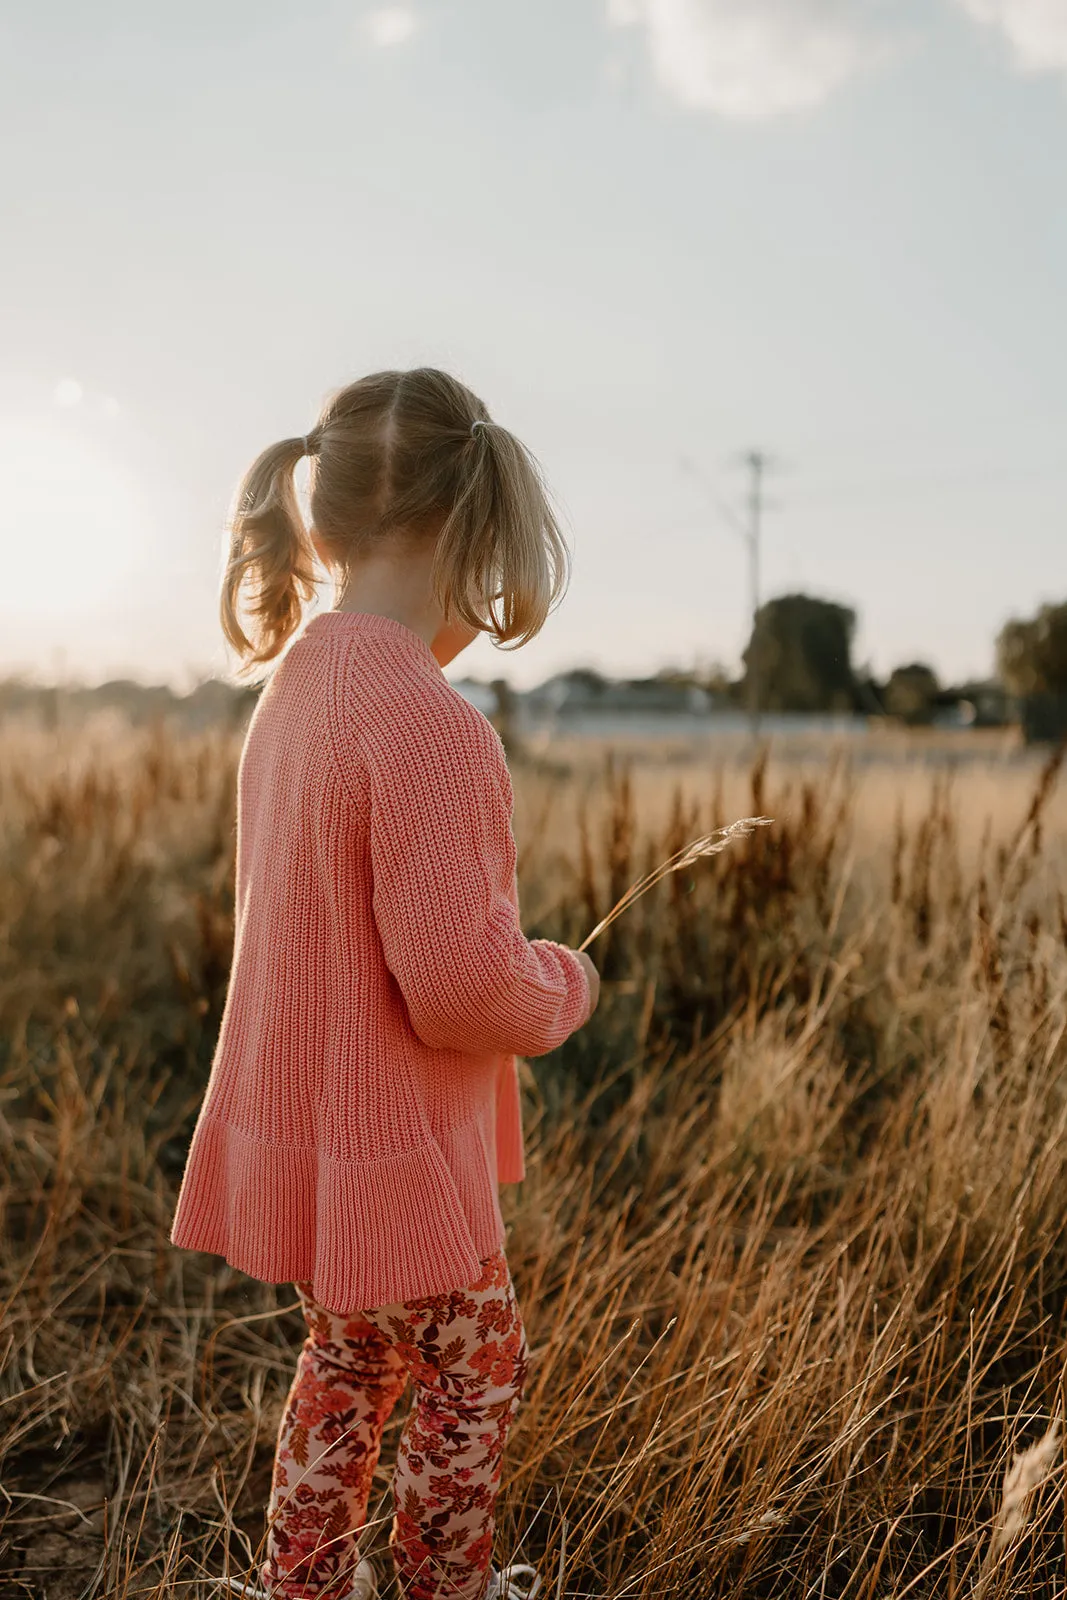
[219, 368, 570, 677]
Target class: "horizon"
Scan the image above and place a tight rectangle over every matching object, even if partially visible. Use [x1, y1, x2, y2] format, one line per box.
[0, 632, 1013, 699]
[1, 2, 1064, 695]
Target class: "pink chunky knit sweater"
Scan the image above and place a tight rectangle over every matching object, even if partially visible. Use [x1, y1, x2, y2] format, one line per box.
[169, 609, 590, 1313]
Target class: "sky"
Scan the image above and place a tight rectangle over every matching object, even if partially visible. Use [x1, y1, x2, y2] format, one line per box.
[1, 0, 1065, 692]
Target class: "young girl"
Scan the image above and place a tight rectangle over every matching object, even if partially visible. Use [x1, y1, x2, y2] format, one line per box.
[169, 368, 600, 1600]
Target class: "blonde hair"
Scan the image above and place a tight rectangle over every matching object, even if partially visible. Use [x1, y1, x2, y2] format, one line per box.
[220, 368, 570, 677]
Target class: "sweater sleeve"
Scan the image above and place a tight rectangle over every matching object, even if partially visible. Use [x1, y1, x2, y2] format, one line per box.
[362, 691, 590, 1058]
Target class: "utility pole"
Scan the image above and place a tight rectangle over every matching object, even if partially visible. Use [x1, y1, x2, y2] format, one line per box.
[681, 448, 780, 739]
[743, 450, 766, 739]
[680, 450, 776, 741]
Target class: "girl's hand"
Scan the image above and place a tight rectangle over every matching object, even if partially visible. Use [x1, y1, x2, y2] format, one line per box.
[575, 951, 600, 1021]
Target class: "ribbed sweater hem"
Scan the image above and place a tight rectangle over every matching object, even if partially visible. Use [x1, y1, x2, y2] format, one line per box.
[169, 1116, 506, 1314]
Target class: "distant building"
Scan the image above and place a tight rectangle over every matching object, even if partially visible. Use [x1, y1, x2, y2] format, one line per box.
[522, 669, 713, 716]
[935, 681, 1011, 729]
[521, 670, 606, 715]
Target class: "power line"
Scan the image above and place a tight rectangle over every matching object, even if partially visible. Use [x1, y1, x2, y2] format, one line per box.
[776, 458, 1067, 509]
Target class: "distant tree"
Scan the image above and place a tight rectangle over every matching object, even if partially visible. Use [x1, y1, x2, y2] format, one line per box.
[694, 658, 739, 702]
[702, 662, 740, 705]
[996, 602, 1067, 696]
[884, 662, 940, 726]
[657, 658, 739, 702]
[561, 667, 607, 695]
[742, 593, 858, 713]
[852, 668, 887, 717]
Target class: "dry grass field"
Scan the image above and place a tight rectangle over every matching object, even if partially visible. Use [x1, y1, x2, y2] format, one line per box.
[2, 715, 1067, 1598]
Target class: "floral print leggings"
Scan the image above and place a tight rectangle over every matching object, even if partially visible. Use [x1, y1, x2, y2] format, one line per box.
[261, 1246, 528, 1600]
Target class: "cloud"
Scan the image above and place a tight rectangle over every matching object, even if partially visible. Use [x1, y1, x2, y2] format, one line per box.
[54, 377, 84, 408]
[606, 0, 901, 119]
[953, 0, 1067, 74]
[52, 378, 121, 419]
[362, 6, 419, 48]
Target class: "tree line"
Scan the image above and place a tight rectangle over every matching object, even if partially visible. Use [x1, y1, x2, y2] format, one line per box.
[721, 593, 1067, 731]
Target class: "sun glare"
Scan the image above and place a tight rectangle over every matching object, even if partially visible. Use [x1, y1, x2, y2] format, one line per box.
[363, 6, 419, 48]
[0, 421, 150, 622]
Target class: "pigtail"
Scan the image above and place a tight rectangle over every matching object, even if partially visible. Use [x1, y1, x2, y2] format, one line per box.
[220, 436, 319, 677]
[431, 422, 570, 647]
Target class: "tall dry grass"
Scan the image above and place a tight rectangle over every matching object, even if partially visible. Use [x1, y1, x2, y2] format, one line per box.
[2, 719, 1067, 1598]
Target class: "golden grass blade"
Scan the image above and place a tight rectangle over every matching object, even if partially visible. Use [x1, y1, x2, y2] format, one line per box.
[578, 815, 774, 952]
[972, 1422, 1061, 1599]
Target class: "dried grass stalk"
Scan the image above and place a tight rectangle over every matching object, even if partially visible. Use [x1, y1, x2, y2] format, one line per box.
[578, 815, 775, 952]
[972, 1422, 1061, 1599]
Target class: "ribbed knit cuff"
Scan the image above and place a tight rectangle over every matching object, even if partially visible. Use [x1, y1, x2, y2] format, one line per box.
[528, 938, 593, 1045]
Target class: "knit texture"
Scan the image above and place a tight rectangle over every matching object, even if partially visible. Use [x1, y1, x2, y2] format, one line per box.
[169, 609, 590, 1313]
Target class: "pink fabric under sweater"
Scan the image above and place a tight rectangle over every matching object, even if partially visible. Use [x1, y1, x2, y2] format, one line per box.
[169, 609, 589, 1312]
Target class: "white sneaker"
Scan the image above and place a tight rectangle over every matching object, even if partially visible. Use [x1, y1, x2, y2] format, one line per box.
[486, 1563, 543, 1600]
[345, 1557, 379, 1600]
[219, 1557, 378, 1600]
